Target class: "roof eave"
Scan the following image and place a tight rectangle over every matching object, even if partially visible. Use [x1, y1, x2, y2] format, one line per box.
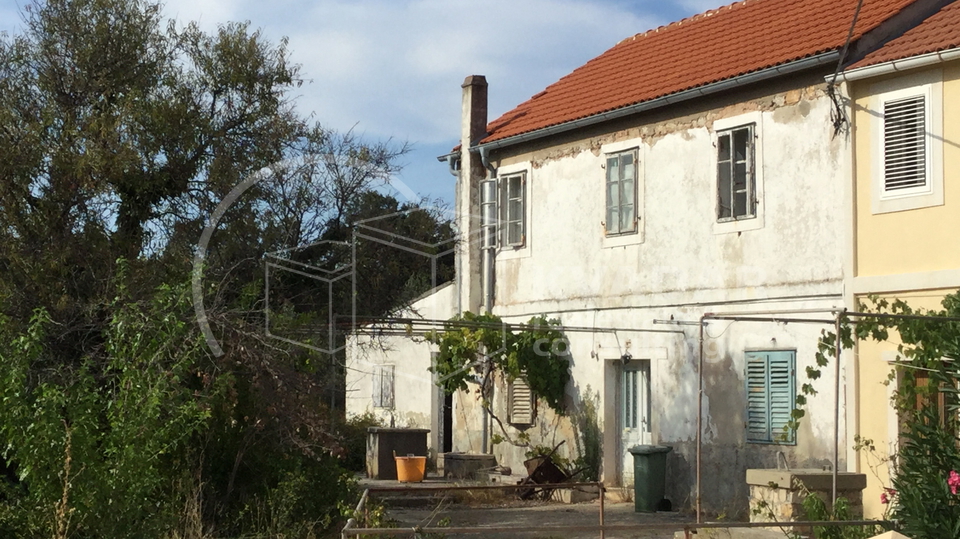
[836, 46, 960, 82]
[474, 50, 841, 154]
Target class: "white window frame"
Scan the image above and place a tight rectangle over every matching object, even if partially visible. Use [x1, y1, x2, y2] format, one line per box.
[500, 172, 526, 248]
[713, 112, 764, 234]
[870, 69, 943, 214]
[599, 139, 644, 248]
[604, 149, 639, 236]
[373, 364, 395, 410]
[494, 163, 532, 260]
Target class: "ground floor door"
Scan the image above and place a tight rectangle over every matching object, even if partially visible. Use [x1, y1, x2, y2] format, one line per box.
[619, 360, 651, 486]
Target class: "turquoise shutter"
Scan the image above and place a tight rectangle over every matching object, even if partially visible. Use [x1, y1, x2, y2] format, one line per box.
[745, 353, 770, 442]
[767, 351, 795, 443]
[745, 351, 795, 444]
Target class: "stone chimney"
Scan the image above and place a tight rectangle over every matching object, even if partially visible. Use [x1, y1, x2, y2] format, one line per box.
[457, 75, 488, 315]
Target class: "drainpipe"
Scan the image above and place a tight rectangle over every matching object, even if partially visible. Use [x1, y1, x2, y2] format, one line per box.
[478, 147, 497, 455]
[833, 311, 843, 508]
[479, 145, 497, 314]
[696, 315, 705, 524]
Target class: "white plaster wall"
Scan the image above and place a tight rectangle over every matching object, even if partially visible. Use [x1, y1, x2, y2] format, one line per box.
[494, 89, 844, 313]
[480, 85, 850, 516]
[345, 283, 456, 437]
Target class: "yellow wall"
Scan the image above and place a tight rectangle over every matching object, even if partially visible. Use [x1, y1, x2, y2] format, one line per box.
[853, 59, 960, 518]
[853, 61, 960, 277]
[855, 289, 955, 518]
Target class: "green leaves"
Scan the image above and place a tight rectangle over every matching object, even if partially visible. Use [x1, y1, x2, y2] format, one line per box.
[0, 283, 215, 537]
[427, 313, 571, 415]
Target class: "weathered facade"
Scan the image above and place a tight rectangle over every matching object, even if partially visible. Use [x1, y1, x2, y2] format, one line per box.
[346, 0, 957, 518]
[460, 73, 850, 517]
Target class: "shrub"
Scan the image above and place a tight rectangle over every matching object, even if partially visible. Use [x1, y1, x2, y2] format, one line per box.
[336, 413, 383, 473]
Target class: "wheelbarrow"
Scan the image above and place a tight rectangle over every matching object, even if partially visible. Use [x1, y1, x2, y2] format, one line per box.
[517, 441, 583, 500]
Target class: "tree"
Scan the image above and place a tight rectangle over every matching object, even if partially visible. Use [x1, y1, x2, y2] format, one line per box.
[0, 0, 451, 536]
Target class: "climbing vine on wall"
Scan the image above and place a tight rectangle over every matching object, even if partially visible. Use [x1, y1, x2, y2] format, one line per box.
[785, 313, 855, 434]
[425, 312, 571, 415]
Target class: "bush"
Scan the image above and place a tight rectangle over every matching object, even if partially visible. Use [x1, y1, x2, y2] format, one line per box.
[336, 413, 383, 473]
[889, 407, 960, 538]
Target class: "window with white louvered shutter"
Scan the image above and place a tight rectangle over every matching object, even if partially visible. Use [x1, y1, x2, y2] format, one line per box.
[870, 72, 943, 215]
[508, 377, 535, 426]
[883, 95, 927, 193]
[745, 351, 795, 444]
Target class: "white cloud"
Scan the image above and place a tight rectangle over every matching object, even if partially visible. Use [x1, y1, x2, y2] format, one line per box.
[676, 0, 729, 15]
[1, 0, 705, 201]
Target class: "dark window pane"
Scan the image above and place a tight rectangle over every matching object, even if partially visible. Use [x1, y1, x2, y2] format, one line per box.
[508, 176, 522, 200]
[718, 163, 732, 219]
[734, 191, 747, 217]
[734, 162, 748, 192]
[734, 128, 749, 161]
[718, 134, 731, 162]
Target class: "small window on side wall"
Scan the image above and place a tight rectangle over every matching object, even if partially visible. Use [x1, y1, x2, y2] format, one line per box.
[373, 364, 395, 409]
[745, 350, 795, 444]
[501, 172, 526, 247]
[717, 124, 756, 221]
[605, 150, 638, 235]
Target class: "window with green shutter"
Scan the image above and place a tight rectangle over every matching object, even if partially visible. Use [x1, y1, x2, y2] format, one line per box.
[745, 351, 795, 444]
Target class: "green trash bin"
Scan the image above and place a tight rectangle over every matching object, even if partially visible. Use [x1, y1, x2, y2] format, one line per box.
[628, 445, 672, 512]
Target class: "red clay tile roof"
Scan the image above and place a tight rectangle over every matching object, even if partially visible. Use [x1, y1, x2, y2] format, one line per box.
[481, 0, 919, 145]
[850, 1, 960, 68]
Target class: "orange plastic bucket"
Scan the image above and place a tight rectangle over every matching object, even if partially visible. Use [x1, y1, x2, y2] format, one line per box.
[395, 455, 426, 482]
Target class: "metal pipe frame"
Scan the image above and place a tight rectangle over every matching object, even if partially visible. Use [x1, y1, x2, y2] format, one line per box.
[345, 518, 891, 537]
[696, 312, 845, 521]
[348, 316, 686, 335]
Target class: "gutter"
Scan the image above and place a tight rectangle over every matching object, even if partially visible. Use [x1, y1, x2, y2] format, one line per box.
[834, 46, 960, 82]
[474, 51, 840, 153]
[437, 151, 461, 177]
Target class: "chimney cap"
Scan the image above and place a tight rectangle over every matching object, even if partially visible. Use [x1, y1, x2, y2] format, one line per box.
[462, 75, 487, 88]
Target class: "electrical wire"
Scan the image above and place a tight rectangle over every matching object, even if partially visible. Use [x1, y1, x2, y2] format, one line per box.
[827, 0, 865, 135]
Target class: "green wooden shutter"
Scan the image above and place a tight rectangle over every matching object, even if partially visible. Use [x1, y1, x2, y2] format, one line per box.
[745, 351, 795, 444]
[767, 351, 795, 443]
[746, 353, 770, 442]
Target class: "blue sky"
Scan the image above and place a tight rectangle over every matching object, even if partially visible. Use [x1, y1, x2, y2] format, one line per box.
[0, 0, 726, 205]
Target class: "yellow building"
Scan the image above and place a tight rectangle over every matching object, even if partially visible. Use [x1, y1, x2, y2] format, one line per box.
[842, 2, 960, 518]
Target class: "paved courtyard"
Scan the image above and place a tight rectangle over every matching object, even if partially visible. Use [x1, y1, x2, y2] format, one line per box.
[385, 500, 690, 538]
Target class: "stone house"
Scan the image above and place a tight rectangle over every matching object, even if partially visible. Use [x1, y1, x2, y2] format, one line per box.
[347, 0, 954, 517]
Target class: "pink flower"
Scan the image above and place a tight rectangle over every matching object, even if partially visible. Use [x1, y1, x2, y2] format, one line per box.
[948, 470, 960, 495]
[880, 492, 889, 504]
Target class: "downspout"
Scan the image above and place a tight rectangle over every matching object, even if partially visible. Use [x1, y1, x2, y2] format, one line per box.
[478, 145, 497, 315]
[696, 315, 705, 524]
[445, 152, 463, 317]
[833, 311, 844, 508]
[477, 145, 497, 454]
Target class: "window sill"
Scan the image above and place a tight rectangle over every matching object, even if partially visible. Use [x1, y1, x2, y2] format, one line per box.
[713, 214, 763, 235]
[872, 189, 943, 214]
[746, 439, 796, 446]
[602, 228, 644, 249]
[497, 244, 532, 261]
